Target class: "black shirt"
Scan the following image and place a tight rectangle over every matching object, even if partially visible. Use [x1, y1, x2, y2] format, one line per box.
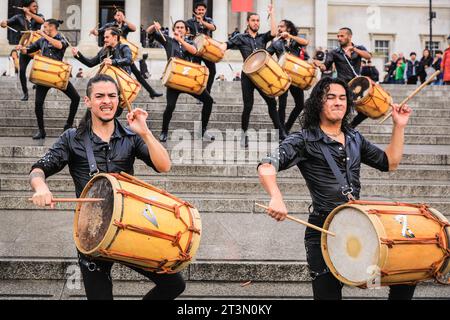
[267, 38, 303, 58]
[186, 16, 216, 38]
[26, 33, 69, 61]
[324, 44, 369, 82]
[258, 127, 389, 215]
[153, 32, 196, 61]
[226, 31, 274, 60]
[7, 13, 44, 31]
[31, 119, 158, 197]
[75, 43, 133, 74]
[98, 21, 134, 39]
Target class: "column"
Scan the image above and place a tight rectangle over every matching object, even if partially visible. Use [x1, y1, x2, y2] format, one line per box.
[169, 0, 184, 30]
[314, 0, 328, 49]
[213, 0, 228, 42]
[39, 0, 54, 20]
[0, 0, 9, 47]
[256, 0, 270, 32]
[78, 0, 99, 50]
[125, 0, 142, 46]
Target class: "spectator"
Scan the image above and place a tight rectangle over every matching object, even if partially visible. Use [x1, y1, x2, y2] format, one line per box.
[418, 48, 433, 84]
[139, 53, 150, 79]
[394, 58, 406, 84]
[405, 52, 419, 85]
[361, 60, 379, 82]
[4, 49, 19, 77]
[385, 53, 398, 83]
[76, 68, 84, 78]
[432, 50, 443, 85]
[442, 35, 450, 85]
[398, 52, 406, 63]
[233, 72, 241, 81]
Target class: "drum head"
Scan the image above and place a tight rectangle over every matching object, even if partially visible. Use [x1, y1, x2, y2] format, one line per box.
[243, 50, 268, 74]
[77, 176, 115, 251]
[324, 206, 380, 284]
[349, 77, 372, 103]
[193, 34, 206, 51]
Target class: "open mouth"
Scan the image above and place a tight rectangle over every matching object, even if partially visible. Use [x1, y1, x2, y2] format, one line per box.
[100, 105, 114, 112]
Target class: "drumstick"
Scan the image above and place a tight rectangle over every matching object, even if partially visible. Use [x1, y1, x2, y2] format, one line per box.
[6, 25, 18, 33]
[13, 6, 25, 11]
[255, 203, 336, 237]
[28, 198, 104, 204]
[153, 21, 166, 42]
[378, 70, 441, 124]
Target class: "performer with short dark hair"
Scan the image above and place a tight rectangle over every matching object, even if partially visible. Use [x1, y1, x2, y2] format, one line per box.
[18, 18, 80, 139]
[0, 0, 45, 101]
[258, 77, 415, 300]
[29, 74, 185, 300]
[147, 20, 215, 143]
[267, 19, 309, 134]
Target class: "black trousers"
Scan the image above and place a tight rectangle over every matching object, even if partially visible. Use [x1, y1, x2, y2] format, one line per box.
[350, 112, 368, 128]
[35, 82, 80, 130]
[78, 252, 186, 300]
[130, 63, 159, 97]
[305, 214, 416, 300]
[19, 53, 33, 96]
[162, 87, 213, 133]
[192, 56, 216, 94]
[240, 73, 283, 133]
[278, 85, 304, 133]
[407, 75, 418, 85]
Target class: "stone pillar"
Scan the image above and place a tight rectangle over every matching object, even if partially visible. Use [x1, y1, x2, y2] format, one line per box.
[78, 0, 99, 51]
[39, 0, 54, 20]
[0, 0, 9, 47]
[125, 0, 142, 46]
[314, 0, 328, 49]
[169, 0, 184, 32]
[213, 0, 228, 42]
[256, 0, 270, 32]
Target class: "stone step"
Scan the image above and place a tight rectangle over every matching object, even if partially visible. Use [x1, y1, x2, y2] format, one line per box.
[2, 175, 449, 197]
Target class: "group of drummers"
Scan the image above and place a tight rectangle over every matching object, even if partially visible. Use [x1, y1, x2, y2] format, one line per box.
[3, 1, 448, 301]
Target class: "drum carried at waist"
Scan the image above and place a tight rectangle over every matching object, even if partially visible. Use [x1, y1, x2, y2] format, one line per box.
[19, 31, 42, 57]
[120, 37, 139, 62]
[278, 53, 318, 90]
[162, 57, 209, 95]
[74, 172, 202, 274]
[98, 64, 141, 108]
[29, 55, 72, 91]
[243, 50, 291, 98]
[348, 76, 392, 119]
[321, 201, 450, 287]
[193, 34, 224, 63]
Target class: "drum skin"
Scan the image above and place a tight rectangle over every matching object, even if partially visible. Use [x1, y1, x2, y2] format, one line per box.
[74, 173, 202, 274]
[162, 57, 209, 95]
[29, 55, 72, 91]
[120, 37, 139, 62]
[193, 34, 224, 63]
[19, 32, 42, 57]
[278, 53, 318, 90]
[243, 50, 291, 97]
[98, 65, 141, 108]
[349, 76, 392, 119]
[321, 201, 450, 287]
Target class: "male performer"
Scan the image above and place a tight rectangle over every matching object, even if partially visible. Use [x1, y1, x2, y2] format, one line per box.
[314, 27, 372, 128]
[29, 74, 186, 300]
[186, 2, 217, 94]
[258, 77, 415, 300]
[0, 0, 45, 101]
[219, 5, 286, 148]
[18, 19, 80, 139]
[267, 19, 309, 134]
[146, 21, 215, 143]
[90, 8, 162, 99]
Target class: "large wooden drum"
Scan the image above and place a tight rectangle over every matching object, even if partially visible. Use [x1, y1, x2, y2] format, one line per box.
[162, 57, 209, 95]
[29, 55, 72, 90]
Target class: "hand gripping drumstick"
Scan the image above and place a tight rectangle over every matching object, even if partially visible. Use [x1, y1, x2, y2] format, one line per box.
[378, 70, 441, 124]
[153, 21, 167, 42]
[255, 203, 336, 237]
[28, 198, 104, 206]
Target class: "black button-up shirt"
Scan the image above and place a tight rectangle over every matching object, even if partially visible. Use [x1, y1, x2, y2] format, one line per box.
[186, 16, 216, 38]
[226, 31, 274, 60]
[98, 21, 133, 39]
[75, 43, 133, 74]
[324, 44, 368, 82]
[7, 13, 44, 31]
[259, 127, 389, 215]
[31, 120, 158, 197]
[153, 32, 196, 61]
[26, 33, 69, 61]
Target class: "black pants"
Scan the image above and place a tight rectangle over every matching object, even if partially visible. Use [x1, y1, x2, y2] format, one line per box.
[350, 112, 368, 128]
[278, 86, 304, 133]
[130, 63, 159, 97]
[305, 214, 416, 300]
[19, 53, 33, 96]
[78, 252, 186, 300]
[192, 56, 216, 94]
[162, 87, 213, 133]
[418, 72, 427, 84]
[241, 73, 283, 134]
[407, 75, 418, 85]
[35, 82, 80, 130]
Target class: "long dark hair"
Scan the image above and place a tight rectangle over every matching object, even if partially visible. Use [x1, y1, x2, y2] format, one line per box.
[300, 77, 354, 130]
[77, 74, 119, 135]
[281, 19, 298, 36]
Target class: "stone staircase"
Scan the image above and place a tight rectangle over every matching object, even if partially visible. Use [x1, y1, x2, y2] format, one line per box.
[0, 78, 449, 299]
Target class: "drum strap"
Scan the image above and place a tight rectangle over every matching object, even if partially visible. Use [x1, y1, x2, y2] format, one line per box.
[83, 130, 99, 177]
[341, 51, 359, 78]
[318, 142, 355, 201]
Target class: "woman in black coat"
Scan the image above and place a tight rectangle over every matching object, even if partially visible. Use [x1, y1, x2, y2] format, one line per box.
[418, 48, 433, 84]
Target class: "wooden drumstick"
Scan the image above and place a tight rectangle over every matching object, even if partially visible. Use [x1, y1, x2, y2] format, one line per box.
[28, 198, 104, 205]
[378, 70, 441, 124]
[255, 203, 336, 237]
[6, 25, 18, 33]
[153, 21, 166, 42]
